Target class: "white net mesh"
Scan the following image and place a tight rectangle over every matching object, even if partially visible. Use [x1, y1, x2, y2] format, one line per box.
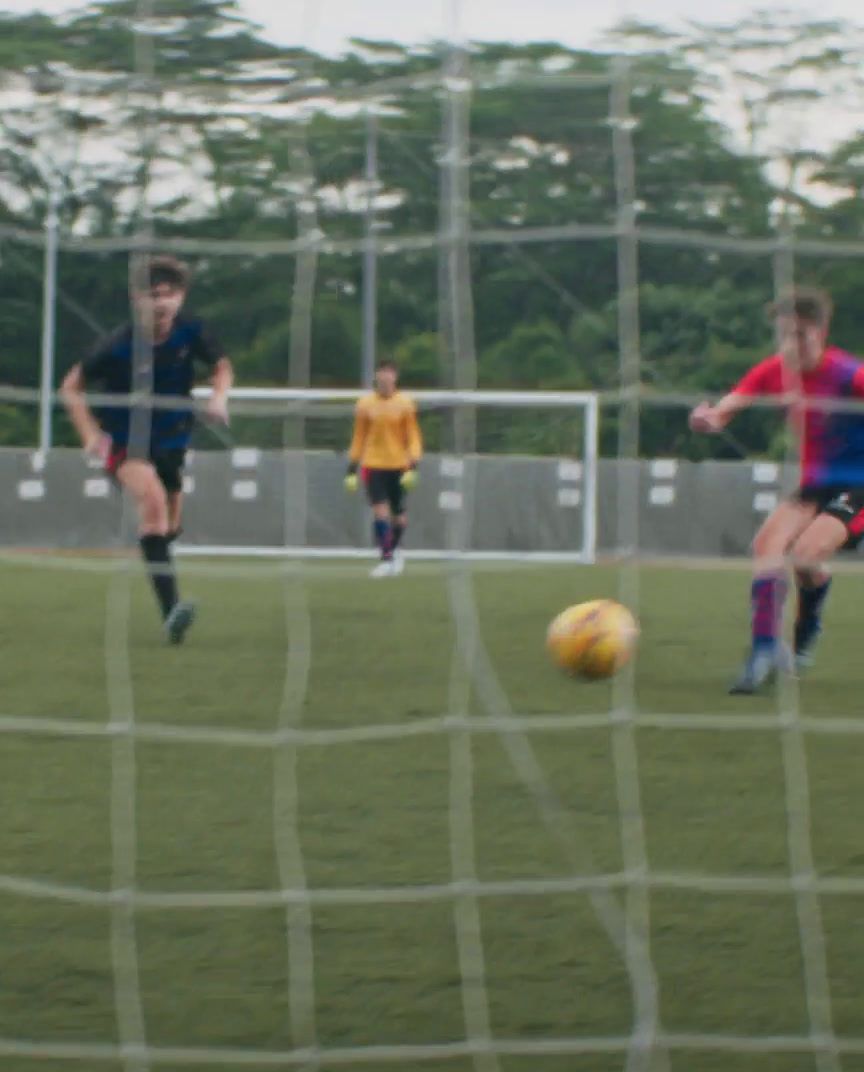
[4, 5, 864, 1072]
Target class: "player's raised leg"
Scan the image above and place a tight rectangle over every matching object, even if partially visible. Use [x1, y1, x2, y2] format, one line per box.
[116, 459, 195, 643]
[728, 498, 816, 694]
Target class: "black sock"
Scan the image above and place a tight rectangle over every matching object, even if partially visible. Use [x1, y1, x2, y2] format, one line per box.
[373, 518, 392, 559]
[391, 521, 405, 551]
[139, 534, 178, 620]
[797, 577, 832, 632]
[166, 527, 182, 545]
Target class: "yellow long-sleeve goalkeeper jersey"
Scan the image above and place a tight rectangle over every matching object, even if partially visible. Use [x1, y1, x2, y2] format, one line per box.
[348, 390, 422, 471]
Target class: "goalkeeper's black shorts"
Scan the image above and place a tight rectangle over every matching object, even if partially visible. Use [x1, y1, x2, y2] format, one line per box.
[364, 468, 406, 515]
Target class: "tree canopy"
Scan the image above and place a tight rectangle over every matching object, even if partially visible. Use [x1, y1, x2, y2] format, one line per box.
[1, 1, 863, 458]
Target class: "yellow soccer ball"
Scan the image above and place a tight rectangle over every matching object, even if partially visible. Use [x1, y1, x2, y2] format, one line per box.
[546, 599, 639, 680]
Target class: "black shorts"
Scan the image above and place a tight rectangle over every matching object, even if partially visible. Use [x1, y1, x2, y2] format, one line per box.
[107, 446, 186, 495]
[364, 468, 406, 515]
[796, 485, 864, 548]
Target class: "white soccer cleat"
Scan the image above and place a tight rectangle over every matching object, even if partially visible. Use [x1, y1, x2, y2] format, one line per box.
[391, 551, 405, 576]
[370, 559, 395, 578]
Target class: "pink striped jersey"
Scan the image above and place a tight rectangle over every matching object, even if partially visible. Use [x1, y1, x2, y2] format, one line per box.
[731, 346, 864, 489]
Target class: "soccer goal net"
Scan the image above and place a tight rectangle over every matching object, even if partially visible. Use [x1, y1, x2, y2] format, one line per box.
[3, 9, 864, 1072]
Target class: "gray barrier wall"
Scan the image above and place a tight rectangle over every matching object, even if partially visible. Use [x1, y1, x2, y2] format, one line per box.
[0, 448, 805, 558]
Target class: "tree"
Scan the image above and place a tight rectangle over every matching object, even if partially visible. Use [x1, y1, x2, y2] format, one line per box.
[610, 13, 864, 225]
[0, 6, 862, 460]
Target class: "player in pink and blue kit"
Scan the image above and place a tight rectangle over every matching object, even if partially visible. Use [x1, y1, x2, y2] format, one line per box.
[689, 288, 864, 693]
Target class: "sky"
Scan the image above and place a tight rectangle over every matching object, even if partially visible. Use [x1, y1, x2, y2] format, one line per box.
[3, 0, 861, 54]
[4, 0, 862, 199]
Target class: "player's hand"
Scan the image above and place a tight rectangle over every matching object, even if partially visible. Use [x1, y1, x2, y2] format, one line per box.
[344, 473, 358, 493]
[84, 430, 111, 464]
[401, 467, 418, 490]
[206, 392, 229, 426]
[688, 402, 722, 434]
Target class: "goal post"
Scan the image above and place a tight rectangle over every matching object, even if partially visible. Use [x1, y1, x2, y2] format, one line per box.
[186, 386, 600, 564]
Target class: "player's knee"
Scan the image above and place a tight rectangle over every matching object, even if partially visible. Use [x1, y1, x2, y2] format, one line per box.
[795, 563, 830, 588]
[791, 540, 824, 572]
[791, 525, 846, 567]
[752, 526, 786, 560]
[138, 486, 169, 533]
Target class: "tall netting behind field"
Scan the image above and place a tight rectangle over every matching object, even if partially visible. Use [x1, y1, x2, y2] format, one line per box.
[4, 6, 864, 1072]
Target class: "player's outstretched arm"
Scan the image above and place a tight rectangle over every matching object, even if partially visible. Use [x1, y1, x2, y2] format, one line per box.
[689, 392, 751, 434]
[206, 357, 233, 424]
[689, 356, 780, 435]
[61, 364, 109, 459]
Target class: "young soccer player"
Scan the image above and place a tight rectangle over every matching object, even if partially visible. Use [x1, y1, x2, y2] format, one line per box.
[345, 359, 423, 578]
[61, 255, 234, 642]
[689, 287, 864, 693]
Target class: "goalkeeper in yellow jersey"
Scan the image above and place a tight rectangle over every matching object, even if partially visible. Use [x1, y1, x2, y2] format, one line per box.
[345, 359, 423, 577]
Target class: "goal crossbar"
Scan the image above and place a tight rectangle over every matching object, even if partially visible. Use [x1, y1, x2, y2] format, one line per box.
[193, 386, 599, 409]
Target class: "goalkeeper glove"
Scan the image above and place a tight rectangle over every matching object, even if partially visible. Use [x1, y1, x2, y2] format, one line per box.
[401, 466, 418, 490]
[344, 463, 359, 493]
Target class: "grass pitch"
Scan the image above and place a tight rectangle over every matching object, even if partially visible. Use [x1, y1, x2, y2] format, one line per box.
[1, 557, 864, 1072]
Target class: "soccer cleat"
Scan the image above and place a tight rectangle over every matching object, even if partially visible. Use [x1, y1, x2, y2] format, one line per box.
[370, 559, 395, 579]
[728, 644, 793, 695]
[793, 619, 821, 672]
[390, 551, 405, 576]
[164, 601, 196, 645]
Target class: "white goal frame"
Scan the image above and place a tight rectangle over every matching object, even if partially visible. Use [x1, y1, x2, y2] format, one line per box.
[187, 387, 600, 564]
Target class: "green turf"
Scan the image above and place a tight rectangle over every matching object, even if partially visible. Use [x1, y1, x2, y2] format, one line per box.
[1, 558, 863, 1072]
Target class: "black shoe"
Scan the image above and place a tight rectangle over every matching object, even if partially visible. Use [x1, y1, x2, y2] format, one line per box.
[164, 601, 196, 645]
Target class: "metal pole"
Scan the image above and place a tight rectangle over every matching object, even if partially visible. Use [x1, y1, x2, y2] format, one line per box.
[582, 393, 599, 564]
[39, 181, 60, 456]
[361, 110, 378, 388]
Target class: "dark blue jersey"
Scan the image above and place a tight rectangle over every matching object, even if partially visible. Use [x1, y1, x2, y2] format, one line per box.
[80, 315, 222, 450]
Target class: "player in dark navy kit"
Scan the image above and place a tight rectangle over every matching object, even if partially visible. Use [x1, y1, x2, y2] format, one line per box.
[690, 287, 864, 693]
[61, 256, 233, 643]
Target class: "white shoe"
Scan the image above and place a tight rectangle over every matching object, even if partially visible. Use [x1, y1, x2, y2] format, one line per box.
[370, 559, 394, 578]
[391, 551, 405, 576]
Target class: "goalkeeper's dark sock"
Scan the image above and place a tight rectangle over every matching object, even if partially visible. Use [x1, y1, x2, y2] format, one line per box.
[139, 534, 178, 621]
[166, 527, 183, 545]
[373, 518, 392, 559]
[390, 521, 405, 551]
